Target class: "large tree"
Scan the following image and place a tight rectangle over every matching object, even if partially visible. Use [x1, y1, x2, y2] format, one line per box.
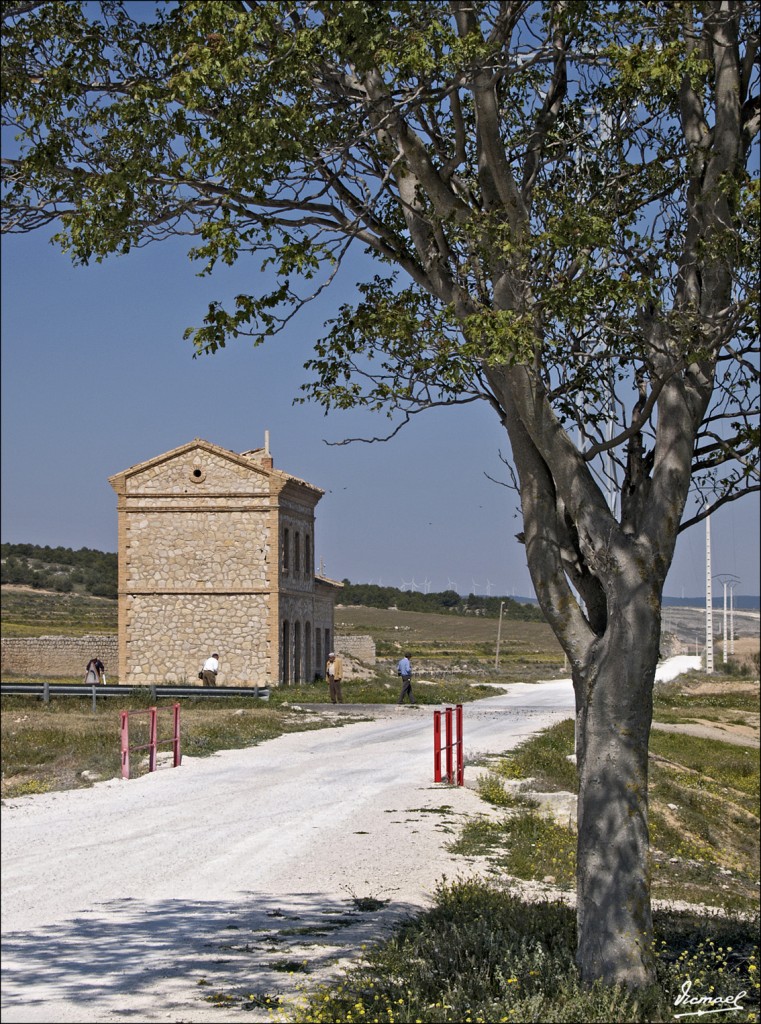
[2, 0, 759, 987]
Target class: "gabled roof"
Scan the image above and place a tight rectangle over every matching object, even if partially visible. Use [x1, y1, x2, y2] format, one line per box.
[315, 574, 344, 590]
[109, 438, 324, 497]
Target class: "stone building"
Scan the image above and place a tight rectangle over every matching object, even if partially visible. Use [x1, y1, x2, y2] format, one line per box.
[108, 437, 342, 686]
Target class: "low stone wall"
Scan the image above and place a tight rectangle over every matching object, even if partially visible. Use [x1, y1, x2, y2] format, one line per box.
[1, 632, 375, 680]
[1, 635, 119, 679]
[335, 634, 376, 664]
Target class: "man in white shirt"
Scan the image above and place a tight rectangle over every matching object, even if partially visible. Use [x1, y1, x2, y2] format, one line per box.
[201, 653, 219, 687]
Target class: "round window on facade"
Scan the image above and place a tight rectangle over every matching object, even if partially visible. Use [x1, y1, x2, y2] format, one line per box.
[190, 465, 206, 483]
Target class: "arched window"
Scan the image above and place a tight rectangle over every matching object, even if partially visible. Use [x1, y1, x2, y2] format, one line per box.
[294, 532, 301, 576]
[305, 534, 312, 576]
[294, 621, 302, 683]
[282, 529, 290, 575]
[315, 627, 322, 680]
[305, 622, 312, 682]
[324, 628, 331, 661]
[282, 620, 290, 684]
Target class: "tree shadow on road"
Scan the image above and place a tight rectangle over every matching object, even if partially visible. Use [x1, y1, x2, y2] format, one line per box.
[1, 889, 419, 1020]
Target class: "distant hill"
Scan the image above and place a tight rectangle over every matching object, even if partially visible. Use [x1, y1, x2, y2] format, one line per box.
[0, 542, 543, 622]
[338, 580, 544, 621]
[1, 543, 117, 599]
[662, 595, 760, 610]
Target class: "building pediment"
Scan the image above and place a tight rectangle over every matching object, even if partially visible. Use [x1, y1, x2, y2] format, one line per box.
[110, 438, 324, 501]
[109, 438, 265, 493]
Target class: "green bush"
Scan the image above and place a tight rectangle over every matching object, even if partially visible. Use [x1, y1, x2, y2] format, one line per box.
[287, 879, 760, 1023]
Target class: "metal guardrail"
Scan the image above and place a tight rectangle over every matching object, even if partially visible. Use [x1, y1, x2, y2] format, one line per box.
[1, 683, 270, 700]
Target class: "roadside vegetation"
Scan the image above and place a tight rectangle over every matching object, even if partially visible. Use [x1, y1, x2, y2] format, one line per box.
[284, 878, 758, 1023]
[459, 716, 759, 914]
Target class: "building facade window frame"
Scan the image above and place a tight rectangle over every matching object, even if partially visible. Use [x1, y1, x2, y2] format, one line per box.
[282, 620, 290, 684]
[294, 620, 302, 683]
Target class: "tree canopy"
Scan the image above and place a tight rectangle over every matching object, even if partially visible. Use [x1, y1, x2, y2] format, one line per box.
[2, 0, 759, 989]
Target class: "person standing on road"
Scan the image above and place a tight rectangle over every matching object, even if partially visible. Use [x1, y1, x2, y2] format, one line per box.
[201, 653, 219, 687]
[397, 653, 415, 704]
[326, 652, 343, 704]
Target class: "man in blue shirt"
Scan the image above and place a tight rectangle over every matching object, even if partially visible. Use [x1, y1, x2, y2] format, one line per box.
[397, 653, 415, 704]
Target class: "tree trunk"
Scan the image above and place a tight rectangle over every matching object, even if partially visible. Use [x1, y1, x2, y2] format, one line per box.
[573, 583, 661, 987]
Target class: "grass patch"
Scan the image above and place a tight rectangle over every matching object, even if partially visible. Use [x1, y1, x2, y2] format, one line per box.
[1, 588, 117, 637]
[286, 878, 759, 1023]
[491, 718, 579, 793]
[475, 770, 539, 809]
[451, 812, 577, 889]
[0, 695, 345, 798]
[653, 682, 760, 724]
[456, 719, 760, 913]
[267, 678, 506, 705]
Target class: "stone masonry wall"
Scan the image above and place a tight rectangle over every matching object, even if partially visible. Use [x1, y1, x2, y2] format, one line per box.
[1, 633, 370, 681]
[126, 510, 271, 590]
[126, 593, 273, 685]
[1, 635, 119, 678]
[335, 635, 376, 664]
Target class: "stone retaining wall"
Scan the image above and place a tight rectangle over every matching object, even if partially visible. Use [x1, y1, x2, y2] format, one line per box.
[1, 635, 119, 678]
[335, 634, 376, 665]
[1, 633, 374, 680]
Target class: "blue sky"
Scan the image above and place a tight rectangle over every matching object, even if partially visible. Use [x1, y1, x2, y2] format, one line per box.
[2, 227, 758, 600]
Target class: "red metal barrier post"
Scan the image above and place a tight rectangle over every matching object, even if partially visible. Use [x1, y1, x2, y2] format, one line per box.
[120, 704, 182, 780]
[172, 703, 181, 767]
[445, 707, 454, 783]
[433, 705, 464, 786]
[120, 711, 130, 779]
[456, 704, 464, 786]
[433, 710, 442, 782]
[148, 707, 158, 773]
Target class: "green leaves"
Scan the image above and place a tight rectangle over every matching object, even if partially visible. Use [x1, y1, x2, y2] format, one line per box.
[1, 0, 758, 519]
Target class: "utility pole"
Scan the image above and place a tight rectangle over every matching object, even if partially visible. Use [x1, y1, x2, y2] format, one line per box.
[705, 512, 714, 674]
[730, 579, 740, 655]
[715, 574, 740, 665]
[495, 601, 505, 668]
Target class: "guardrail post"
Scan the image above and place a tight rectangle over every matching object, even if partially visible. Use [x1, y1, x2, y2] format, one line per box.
[43, 680, 50, 705]
[92, 684, 97, 714]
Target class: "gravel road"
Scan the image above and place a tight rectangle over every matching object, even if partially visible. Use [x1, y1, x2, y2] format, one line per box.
[1, 680, 578, 1024]
[6, 660, 726, 1024]
[3, 660, 725, 1024]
